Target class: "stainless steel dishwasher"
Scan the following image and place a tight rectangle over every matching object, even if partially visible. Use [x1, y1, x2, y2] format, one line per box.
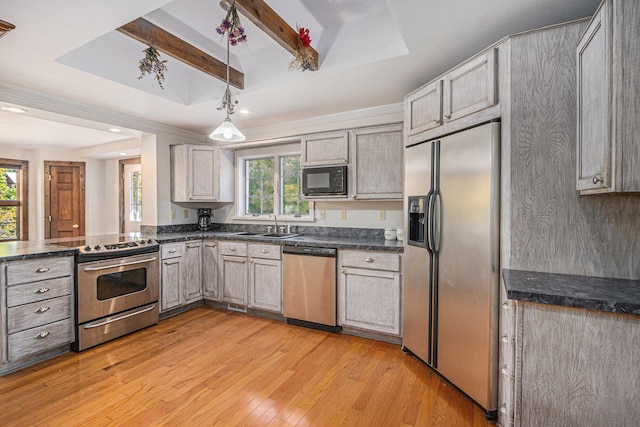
[283, 246, 340, 332]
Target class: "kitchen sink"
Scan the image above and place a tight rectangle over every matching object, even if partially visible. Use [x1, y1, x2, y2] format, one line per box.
[259, 233, 302, 239]
[228, 231, 264, 236]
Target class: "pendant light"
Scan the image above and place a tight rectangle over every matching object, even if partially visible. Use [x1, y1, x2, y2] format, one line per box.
[210, 16, 245, 143]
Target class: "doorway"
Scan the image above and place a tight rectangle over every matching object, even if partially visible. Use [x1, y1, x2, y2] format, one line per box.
[44, 161, 86, 239]
[120, 158, 142, 233]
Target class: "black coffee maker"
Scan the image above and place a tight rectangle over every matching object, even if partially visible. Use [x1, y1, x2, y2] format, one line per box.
[197, 208, 212, 231]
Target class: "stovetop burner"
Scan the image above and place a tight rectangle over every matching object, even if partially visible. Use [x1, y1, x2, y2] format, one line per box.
[51, 235, 159, 262]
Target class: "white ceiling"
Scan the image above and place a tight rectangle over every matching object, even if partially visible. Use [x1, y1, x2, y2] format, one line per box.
[0, 0, 600, 155]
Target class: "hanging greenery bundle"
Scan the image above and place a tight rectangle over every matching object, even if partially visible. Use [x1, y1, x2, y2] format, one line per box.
[216, 0, 247, 46]
[138, 46, 168, 89]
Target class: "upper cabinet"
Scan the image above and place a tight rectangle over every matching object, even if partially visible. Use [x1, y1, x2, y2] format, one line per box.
[301, 131, 349, 166]
[171, 145, 234, 202]
[576, 0, 640, 194]
[405, 49, 499, 145]
[350, 124, 403, 200]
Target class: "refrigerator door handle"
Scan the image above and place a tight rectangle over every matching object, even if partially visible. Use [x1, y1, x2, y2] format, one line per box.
[432, 192, 443, 253]
[426, 192, 435, 252]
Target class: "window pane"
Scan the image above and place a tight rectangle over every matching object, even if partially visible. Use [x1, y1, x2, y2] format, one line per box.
[0, 168, 18, 201]
[280, 156, 309, 215]
[129, 170, 142, 222]
[246, 158, 274, 215]
[0, 206, 18, 240]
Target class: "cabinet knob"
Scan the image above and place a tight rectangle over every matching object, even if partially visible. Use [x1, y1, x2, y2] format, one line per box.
[35, 267, 50, 273]
[592, 175, 604, 185]
[444, 114, 451, 121]
[35, 331, 50, 339]
[352, 195, 357, 200]
[432, 119, 440, 125]
[35, 306, 50, 314]
[364, 257, 374, 263]
[34, 287, 50, 294]
[261, 249, 269, 254]
[168, 249, 177, 253]
[230, 247, 237, 252]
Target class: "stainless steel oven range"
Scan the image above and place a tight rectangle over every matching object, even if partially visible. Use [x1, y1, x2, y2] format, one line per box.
[59, 236, 160, 351]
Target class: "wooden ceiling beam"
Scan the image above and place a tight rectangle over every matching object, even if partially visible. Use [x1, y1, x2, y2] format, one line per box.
[117, 18, 244, 89]
[233, 0, 319, 66]
[0, 19, 16, 39]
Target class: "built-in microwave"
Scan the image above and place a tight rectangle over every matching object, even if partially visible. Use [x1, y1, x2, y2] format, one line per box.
[302, 165, 347, 196]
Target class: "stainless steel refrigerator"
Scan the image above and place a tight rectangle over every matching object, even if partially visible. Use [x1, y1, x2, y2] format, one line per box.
[403, 121, 500, 415]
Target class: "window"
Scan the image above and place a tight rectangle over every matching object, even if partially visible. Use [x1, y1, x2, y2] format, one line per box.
[0, 159, 28, 241]
[238, 144, 312, 220]
[129, 170, 142, 222]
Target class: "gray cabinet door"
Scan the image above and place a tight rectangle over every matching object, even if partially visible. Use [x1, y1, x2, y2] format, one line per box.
[577, 2, 611, 192]
[249, 258, 282, 313]
[351, 124, 403, 200]
[301, 131, 349, 166]
[405, 80, 442, 137]
[183, 241, 202, 304]
[161, 256, 183, 312]
[202, 241, 219, 300]
[220, 255, 247, 305]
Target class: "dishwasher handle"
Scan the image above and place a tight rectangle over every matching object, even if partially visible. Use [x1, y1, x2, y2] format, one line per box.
[283, 246, 336, 257]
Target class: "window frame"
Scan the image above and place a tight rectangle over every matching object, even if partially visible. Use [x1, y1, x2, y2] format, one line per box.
[0, 158, 29, 241]
[235, 143, 314, 222]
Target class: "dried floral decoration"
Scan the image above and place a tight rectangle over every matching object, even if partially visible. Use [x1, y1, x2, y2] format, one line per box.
[216, 1, 247, 46]
[289, 27, 317, 71]
[138, 46, 167, 89]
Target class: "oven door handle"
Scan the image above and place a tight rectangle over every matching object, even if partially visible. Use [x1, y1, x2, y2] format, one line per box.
[82, 257, 158, 272]
[82, 304, 156, 329]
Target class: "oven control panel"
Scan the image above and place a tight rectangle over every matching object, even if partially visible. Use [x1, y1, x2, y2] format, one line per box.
[77, 239, 159, 261]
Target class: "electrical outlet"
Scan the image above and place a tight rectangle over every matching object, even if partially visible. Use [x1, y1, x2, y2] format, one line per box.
[378, 210, 386, 220]
[183, 209, 189, 219]
[318, 209, 326, 219]
[340, 210, 347, 220]
[171, 210, 176, 219]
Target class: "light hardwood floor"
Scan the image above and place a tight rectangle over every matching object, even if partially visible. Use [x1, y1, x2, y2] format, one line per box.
[0, 307, 494, 426]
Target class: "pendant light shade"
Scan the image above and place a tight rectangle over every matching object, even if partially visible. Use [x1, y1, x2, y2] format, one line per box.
[209, 117, 245, 142]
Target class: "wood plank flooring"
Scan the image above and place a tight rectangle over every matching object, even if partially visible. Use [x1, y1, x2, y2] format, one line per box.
[0, 307, 494, 426]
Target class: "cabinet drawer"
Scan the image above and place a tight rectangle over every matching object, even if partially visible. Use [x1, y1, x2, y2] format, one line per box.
[249, 244, 281, 260]
[7, 276, 73, 307]
[161, 243, 183, 259]
[340, 250, 400, 272]
[7, 296, 72, 334]
[8, 318, 74, 361]
[7, 256, 73, 285]
[219, 241, 247, 257]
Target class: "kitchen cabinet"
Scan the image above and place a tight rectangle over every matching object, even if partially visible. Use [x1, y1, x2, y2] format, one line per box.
[350, 124, 403, 200]
[202, 240, 219, 301]
[405, 49, 499, 145]
[161, 241, 203, 312]
[218, 242, 248, 306]
[1, 256, 74, 372]
[338, 250, 402, 336]
[183, 241, 203, 304]
[248, 243, 282, 313]
[301, 131, 349, 166]
[160, 243, 184, 312]
[171, 144, 234, 202]
[576, 0, 640, 194]
[502, 298, 640, 426]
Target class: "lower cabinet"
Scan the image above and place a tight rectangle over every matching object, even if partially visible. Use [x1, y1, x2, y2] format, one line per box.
[1, 255, 74, 373]
[160, 240, 203, 312]
[248, 243, 282, 313]
[218, 242, 248, 305]
[499, 293, 640, 426]
[337, 250, 402, 336]
[202, 241, 219, 300]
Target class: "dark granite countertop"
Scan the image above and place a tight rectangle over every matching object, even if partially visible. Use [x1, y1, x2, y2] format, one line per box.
[149, 231, 404, 252]
[0, 240, 76, 262]
[0, 229, 403, 262]
[503, 269, 640, 316]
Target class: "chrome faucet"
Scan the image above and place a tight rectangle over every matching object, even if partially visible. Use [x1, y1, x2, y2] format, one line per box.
[270, 214, 278, 234]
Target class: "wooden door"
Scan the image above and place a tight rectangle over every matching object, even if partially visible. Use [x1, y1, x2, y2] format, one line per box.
[45, 162, 85, 239]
